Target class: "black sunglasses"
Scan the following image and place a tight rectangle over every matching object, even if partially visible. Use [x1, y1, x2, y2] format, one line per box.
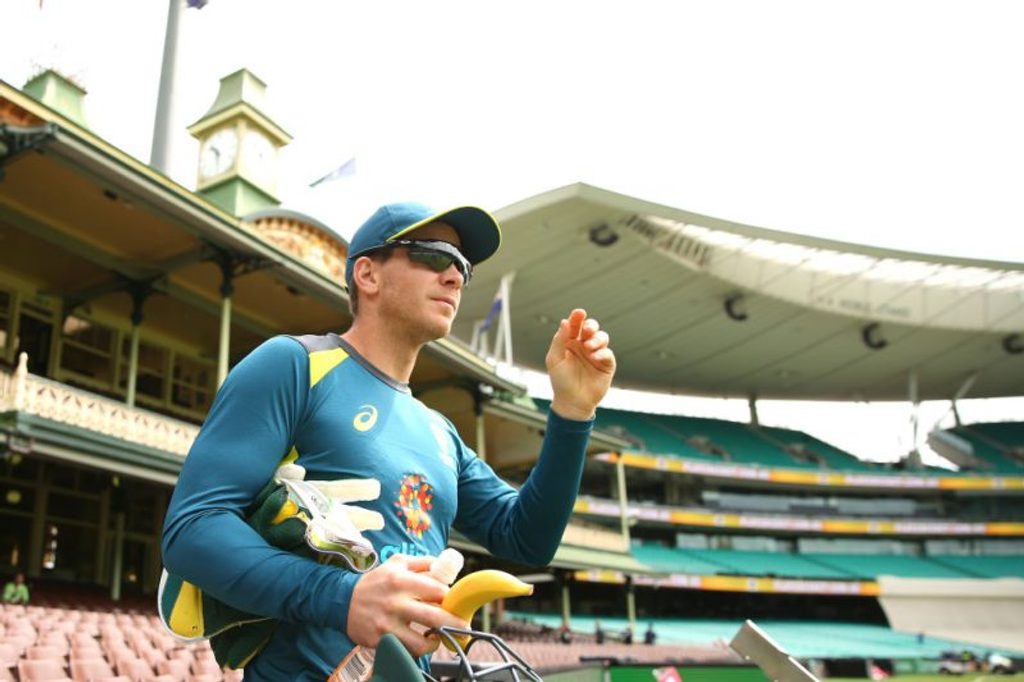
[385, 239, 473, 285]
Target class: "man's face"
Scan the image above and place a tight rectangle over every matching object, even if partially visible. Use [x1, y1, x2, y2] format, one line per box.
[376, 221, 466, 342]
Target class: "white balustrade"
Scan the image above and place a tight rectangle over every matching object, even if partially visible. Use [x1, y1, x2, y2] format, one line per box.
[1, 352, 198, 457]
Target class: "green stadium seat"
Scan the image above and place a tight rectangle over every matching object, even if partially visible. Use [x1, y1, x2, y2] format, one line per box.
[634, 544, 856, 579]
[928, 554, 1024, 578]
[503, 613, 1022, 660]
[952, 422, 1024, 474]
[759, 425, 876, 472]
[801, 553, 973, 579]
[632, 545, 733, 575]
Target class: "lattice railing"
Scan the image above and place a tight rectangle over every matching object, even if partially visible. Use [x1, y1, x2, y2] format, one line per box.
[1, 353, 198, 457]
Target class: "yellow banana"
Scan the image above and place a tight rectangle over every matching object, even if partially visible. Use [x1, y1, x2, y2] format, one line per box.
[439, 569, 533, 650]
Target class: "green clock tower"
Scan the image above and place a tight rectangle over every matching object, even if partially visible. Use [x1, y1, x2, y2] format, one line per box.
[189, 69, 292, 216]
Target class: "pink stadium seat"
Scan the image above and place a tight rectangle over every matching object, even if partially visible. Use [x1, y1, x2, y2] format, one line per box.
[39, 632, 70, 652]
[190, 658, 221, 677]
[100, 643, 132, 666]
[26, 644, 66, 660]
[54, 621, 80, 636]
[77, 622, 100, 638]
[95, 677, 131, 682]
[70, 657, 115, 682]
[3, 633, 35, 656]
[0, 642, 17, 668]
[148, 676, 178, 682]
[139, 648, 166, 669]
[17, 657, 72, 681]
[116, 657, 152, 682]
[71, 642, 106, 659]
[71, 633, 100, 648]
[152, 634, 179, 653]
[156, 658, 189, 682]
[7, 626, 38, 646]
[187, 675, 221, 682]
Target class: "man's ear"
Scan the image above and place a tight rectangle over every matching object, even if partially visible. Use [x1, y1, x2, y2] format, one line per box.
[352, 256, 381, 297]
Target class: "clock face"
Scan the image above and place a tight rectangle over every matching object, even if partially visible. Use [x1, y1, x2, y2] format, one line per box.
[241, 130, 276, 184]
[199, 128, 238, 179]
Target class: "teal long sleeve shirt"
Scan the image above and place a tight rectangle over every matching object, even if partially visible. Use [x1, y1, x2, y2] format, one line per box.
[161, 334, 593, 680]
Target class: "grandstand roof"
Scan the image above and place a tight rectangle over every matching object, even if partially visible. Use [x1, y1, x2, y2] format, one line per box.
[0, 79, 525, 396]
[455, 184, 1024, 400]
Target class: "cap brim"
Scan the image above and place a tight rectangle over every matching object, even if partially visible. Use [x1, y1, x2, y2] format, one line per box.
[388, 206, 501, 264]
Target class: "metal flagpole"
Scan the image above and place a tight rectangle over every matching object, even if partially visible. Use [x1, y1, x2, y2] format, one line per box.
[150, 0, 181, 173]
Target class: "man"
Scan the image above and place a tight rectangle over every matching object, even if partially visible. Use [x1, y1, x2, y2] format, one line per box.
[2, 572, 29, 604]
[162, 202, 616, 680]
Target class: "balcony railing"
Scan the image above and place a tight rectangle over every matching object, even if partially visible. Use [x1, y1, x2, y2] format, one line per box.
[1, 353, 198, 457]
[562, 520, 629, 553]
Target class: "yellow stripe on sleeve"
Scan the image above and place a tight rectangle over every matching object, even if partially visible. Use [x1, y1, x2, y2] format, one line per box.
[309, 347, 348, 388]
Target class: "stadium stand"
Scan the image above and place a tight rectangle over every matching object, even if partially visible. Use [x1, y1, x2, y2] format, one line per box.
[633, 544, 854, 579]
[701, 490, 925, 517]
[687, 548, 855, 579]
[928, 555, 1024, 579]
[502, 612, 1023, 661]
[631, 545, 734, 575]
[542, 400, 883, 472]
[585, 405, 714, 461]
[3, 72, 1024, 678]
[0, 600, 245, 681]
[631, 542, 1024, 582]
[800, 553, 972, 580]
[950, 422, 1024, 473]
[757, 425, 878, 472]
[669, 414, 806, 469]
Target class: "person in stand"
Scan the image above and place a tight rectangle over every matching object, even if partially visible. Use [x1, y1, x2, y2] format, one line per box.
[644, 622, 657, 645]
[594, 620, 605, 644]
[162, 202, 616, 681]
[2, 572, 29, 604]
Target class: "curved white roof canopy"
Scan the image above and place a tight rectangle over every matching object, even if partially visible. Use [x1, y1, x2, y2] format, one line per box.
[634, 214, 1023, 334]
[454, 184, 1024, 401]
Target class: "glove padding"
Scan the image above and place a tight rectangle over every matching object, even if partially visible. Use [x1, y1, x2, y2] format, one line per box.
[159, 465, 383, 669]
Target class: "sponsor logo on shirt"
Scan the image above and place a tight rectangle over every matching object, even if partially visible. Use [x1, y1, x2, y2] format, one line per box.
[394, 473, 433, 538]
[353, 404, 378, 432]
[379, 541, 430, 561]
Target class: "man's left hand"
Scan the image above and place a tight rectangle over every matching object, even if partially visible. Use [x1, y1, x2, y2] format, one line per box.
[546, 308, 616, 421]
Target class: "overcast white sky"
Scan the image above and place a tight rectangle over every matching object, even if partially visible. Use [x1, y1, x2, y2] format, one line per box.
[3, 0, 1023, 465]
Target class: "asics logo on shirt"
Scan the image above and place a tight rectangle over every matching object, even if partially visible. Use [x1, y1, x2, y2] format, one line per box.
[353, 404, 378, 432]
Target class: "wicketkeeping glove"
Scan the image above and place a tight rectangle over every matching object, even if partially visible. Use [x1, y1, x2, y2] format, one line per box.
[159, 464, 384, 669]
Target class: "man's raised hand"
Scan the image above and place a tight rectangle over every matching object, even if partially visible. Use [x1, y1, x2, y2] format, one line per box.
[546, 308, 616, 421]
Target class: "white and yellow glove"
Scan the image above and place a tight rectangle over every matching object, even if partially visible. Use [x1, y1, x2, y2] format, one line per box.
[159, 464, 383, 669]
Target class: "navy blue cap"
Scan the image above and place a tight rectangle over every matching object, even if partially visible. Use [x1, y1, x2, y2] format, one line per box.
[345, 202, 501, 290]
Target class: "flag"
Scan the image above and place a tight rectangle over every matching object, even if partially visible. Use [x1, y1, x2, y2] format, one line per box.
[310, 157, 356, 188]
[479, 292, 502, 333]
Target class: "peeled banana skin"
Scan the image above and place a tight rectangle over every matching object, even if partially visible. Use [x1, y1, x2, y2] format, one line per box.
[439, 569, 533, 649]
